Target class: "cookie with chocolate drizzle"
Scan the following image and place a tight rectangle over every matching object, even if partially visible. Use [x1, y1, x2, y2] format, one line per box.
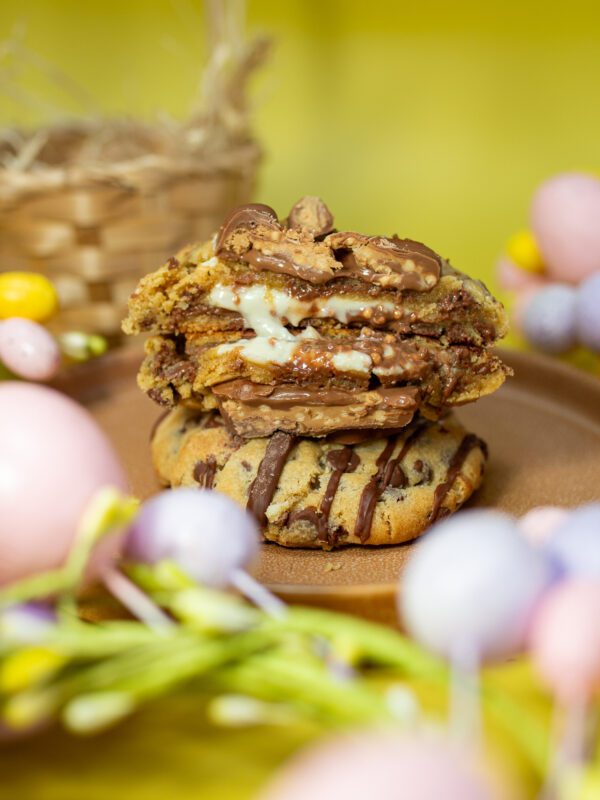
[152, 407, 487, 549]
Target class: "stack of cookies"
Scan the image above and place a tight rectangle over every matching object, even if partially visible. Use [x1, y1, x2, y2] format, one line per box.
[124, 197, 510, 549]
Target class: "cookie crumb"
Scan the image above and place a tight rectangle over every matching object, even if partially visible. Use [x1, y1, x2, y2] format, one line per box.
[324, 562, 342, 572]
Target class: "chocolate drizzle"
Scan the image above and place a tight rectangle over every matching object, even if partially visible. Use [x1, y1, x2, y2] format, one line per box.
[247, 432, 297, 525]
[288, 447, 360, 546]
[354, 421, 429, 542]
[430, 434, 486, 521]
[149, 410, 169, 442]
[194, 456, 217, 489]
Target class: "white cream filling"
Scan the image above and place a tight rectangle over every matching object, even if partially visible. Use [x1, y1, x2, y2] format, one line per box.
[331, 350, 372, 373]
[217, 337, 298, 365]
[207, 285, 295, 340]
[217, 336, 372, 374]
[209, 285, 378, 374]
[207, 283, 395, 333]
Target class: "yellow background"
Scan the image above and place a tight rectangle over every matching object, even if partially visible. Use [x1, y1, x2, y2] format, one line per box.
[0, 4, 597, 796]
[1, 0, 600, 302]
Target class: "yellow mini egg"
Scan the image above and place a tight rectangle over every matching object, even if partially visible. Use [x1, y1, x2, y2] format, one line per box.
[0, 272, 59, 321]
[506, 230, 545, 274]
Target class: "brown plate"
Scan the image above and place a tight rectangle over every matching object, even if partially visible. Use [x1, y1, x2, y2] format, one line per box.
[55, 346, 600, 624]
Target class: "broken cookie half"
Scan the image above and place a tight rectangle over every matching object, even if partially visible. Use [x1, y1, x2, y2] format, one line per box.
[124, 197, 510, 440]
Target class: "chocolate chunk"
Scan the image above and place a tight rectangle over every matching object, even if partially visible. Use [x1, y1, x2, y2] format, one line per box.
[286, 196, 335, 237]
[216, 203, 280, 256]
[327, 232, 441, 291]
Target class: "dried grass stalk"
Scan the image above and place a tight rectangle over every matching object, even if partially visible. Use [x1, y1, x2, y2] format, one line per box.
[0, 2, 268, 339]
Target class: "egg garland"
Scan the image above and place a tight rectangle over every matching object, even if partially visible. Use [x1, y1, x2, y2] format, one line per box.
[400, 510, 550, 662]
[497, 172, 600, 356]
[125, 489, 286, 618]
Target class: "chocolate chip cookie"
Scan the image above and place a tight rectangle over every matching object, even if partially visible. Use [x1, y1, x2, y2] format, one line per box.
[152, 407, 487, 549]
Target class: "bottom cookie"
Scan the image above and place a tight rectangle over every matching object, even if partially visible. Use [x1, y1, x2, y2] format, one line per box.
[151, 408, 488, 549]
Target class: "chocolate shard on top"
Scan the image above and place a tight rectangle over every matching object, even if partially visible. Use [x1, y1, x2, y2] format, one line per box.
[216, 200, 340, 284]
[326, 232, 442, 291]
[214, 197, 442, 291]
[286, 196, 335, 237]
[215, 203, 280, 255]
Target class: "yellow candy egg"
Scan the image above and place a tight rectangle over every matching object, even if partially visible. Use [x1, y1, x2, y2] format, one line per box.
[506, 230, 545, 274]
[0, 272, 59, 322]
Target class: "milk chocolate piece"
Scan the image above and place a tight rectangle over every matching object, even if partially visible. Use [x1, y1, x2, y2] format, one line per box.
[212, 379, 420, 410]
[286, 196, 335, 237]
[327, 232, 441, 291]
[216, 203, 280, 256]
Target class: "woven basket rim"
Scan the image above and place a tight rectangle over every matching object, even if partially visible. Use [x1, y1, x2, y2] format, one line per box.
[0, 118, 262, 194]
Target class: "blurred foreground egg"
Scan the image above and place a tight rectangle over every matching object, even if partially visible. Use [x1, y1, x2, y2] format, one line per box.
[125, 489, 260, 587]
[401, 511, 550, 661]
[0, 383, 127, 585]
[259, 732, 495, 800]
[531, 580, 600, 703]
[531, 173, 600, 283]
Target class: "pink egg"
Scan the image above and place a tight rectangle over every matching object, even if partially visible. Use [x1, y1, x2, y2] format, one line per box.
[518, 507, 570, 546]
[531, 173, 600, 283]
[0, 318, 60, 381]
[511, 285, 543, 334]
[531, 580, 600, 704]
[259, 732, 495, 800]
[0, 382, 127, 585]
[496, 257, 545, 292]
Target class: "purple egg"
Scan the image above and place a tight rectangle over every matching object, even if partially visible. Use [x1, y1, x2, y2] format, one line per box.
[521, 284, 577, 353]
[0, 318, 60, 381]
[544, 504, 600, 579]
[126, 488, 260, 587]
[531, 173, 600, 282]
[575, 272, 600, 352]
[400, 511, 551, 661]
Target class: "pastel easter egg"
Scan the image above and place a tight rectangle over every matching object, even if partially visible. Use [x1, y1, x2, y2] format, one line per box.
[259, 733, 495, 800]
[0, 273, 58, 322]
[521, 285, 577, 353]
[518, 507, 570, 546]
[575, 272, 600, 352]
[401, 511, 550, 661]
[506, 230, 544, 274]
[496, 257, 545, 292]
[511, 285, 543, 334]
[0, 318, 60, 381]
[531, 173, 600, 283]
[0, 382, 127, 585]
[544, 504, 600, 579]
[125, 489, 260, 587]
[531, 580, 600, 703]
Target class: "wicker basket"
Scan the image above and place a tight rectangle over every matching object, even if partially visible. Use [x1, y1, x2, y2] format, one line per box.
[0, 5, 266, 341]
